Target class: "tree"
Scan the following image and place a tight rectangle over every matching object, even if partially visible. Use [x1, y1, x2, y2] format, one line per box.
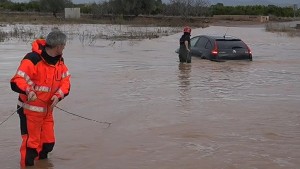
[38, 0, 73, 17]
[192, 0, 210, 16]
[27, 0, 40, 11]
[152, 0, 163, 14]
[109, 0, 156, 16]
[0, 0, 10, 2]
[165, 0, 209, 17]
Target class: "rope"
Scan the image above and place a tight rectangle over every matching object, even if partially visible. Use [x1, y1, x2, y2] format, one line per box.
[0, 107, 20, 126]
[54, 105, 112, 128]
[0, 98, 112, 128]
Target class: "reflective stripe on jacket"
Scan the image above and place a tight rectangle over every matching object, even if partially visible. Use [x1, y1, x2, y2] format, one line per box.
[11, 39, 71, 112]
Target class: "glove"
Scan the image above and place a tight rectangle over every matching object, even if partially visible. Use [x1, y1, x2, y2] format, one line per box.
[27, 91, 37, 102]
[51, 95, 59, 108]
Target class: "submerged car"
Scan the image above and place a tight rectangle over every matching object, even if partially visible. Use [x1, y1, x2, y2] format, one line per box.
[176, 35, 252, 61]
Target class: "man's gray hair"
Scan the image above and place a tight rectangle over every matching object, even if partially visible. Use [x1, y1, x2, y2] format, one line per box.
[46, 30, 67, 48]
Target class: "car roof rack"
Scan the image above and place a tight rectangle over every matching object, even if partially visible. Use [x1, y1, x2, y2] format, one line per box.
[204, 34, 239, 39]
[222, 35, 239, 39]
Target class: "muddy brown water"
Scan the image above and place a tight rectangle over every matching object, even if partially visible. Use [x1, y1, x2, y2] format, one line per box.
[0, 25, 300, 169]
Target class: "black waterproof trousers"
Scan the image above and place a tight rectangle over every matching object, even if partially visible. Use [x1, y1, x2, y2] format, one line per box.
[178, 47, 191, 63]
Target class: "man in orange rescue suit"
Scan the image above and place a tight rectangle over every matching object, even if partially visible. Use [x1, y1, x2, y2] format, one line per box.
[10, 30, 71, 167]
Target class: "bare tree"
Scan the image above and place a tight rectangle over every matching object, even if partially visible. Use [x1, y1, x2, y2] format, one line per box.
[0, 0, 11, 3]
[192, 0, 210, 16]
[109, 0, 155, 16]
[166, 0, 210, 17]
[39, 0, 72, 18]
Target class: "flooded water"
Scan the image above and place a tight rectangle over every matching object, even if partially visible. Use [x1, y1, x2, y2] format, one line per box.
[0, 25, 300, 169]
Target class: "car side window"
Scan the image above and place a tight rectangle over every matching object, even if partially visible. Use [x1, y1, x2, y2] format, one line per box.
[196, 37, 209, 48]
[205, 40, 212, 49]
[190, 37, 199, 47]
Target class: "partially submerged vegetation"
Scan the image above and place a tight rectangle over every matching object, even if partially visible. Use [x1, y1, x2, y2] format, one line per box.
[0, 23, 182, 46]
[1, 0, 299, 43]
[265, 22, 300, 37]
[0, 24, 37, 42]
[0, 12, 209, 44]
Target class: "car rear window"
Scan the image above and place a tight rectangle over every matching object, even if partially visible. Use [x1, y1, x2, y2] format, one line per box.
[216, 39, 247, 49]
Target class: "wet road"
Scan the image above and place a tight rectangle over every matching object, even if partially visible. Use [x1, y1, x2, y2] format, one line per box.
[0, 25, 300, 169]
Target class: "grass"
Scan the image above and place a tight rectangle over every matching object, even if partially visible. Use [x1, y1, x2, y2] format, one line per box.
[0, 25, 182, 45]
[0, 12, 210, 44]
[2, 12, 298, 44]
[265, 22, 300, 37]
[0, 12, 210, 27]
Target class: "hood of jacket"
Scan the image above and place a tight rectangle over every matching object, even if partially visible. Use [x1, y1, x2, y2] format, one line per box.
[31, 39, 62, 65]
[31, 39, 46, 55]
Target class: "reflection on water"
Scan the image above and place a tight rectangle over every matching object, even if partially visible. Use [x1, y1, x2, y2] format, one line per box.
[177, 63, 192, 108]
[29, 159, 54, 169]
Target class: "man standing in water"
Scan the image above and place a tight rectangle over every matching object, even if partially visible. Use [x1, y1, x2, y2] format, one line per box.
[10, 30, 71, 167]
[179, 26, 192, 63]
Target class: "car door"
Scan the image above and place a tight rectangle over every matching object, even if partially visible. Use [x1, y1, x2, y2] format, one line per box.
[203, 39, 213, 59]
[189, 36, 200, 56]
[191, 36, 209, 57]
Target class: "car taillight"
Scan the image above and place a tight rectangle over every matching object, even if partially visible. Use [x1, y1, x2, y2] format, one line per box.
[247, 46, 252, 54]
[211, 41, 218, 56]
[244, 43, 252, 54]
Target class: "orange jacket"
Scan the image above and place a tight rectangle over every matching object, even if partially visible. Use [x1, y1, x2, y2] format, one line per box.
[11, 39, 71, 113]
